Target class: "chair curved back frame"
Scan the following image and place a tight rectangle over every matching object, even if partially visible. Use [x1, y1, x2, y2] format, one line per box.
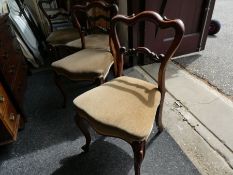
[38, 0, 70, 33]
[72, 1, 118, 49]
[110, 11, 185, 130]
[72, 11, 184, 175]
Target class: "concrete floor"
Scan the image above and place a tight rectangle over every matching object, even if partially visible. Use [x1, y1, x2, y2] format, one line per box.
[174, 0, 233, 99]
[141, 62, 233, 171]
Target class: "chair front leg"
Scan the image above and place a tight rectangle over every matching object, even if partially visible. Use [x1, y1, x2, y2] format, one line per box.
[74, 113, 91, 153]
[131, 141, 146, 175]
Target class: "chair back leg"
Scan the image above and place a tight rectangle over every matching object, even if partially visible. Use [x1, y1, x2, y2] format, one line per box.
[155, 104, 164, 133]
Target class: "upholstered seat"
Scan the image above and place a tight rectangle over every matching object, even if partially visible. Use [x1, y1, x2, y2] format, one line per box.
[73, 76, 161, 142]
[66, 34, 109, 50]
[46, 28, 80, 46]
[51, 48, 113, 80]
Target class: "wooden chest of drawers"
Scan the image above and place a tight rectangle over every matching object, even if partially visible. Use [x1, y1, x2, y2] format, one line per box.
[0, 14, 28, 145]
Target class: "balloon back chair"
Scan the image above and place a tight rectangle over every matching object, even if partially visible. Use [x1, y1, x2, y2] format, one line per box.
[51, 1, 118, 107]
[38, 0, 81, 60]
[73, 11, 184, 175]
[65, 1, 118, 50]
[38, 0, 73, 33]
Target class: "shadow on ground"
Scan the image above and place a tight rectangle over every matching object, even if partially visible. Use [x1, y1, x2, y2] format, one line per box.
[173, 54, 202, 69]
[0, 69, 97, 161]
[52, 140, 133, 175]
[0, 68, 200, 175]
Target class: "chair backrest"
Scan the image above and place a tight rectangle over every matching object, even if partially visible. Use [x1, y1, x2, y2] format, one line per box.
[72, 1, 118, 48]
[110, 11, 184, 96]
[38, 0, 70, 33]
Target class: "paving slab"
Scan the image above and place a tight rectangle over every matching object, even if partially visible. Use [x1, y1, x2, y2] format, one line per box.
[141, 62, 233, 167]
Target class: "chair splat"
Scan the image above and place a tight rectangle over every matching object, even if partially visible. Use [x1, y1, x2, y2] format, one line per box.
[119, 47, 163, 63]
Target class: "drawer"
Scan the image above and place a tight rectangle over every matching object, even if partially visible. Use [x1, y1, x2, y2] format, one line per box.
[13, 61, 28, 103]
[12, 38, 22, 53]
[0, 15, 8, 28]
[0, 83, 7, 120]
[0, 96, 6, 119]
[0, 41, 14, 72]
[1, 36, 15, 52]
[0, 82, 20, 138]
[0, 50, 9, 71]
[0, 39, 3, 50]
[4, 102, 20, 138]
[2, 52, 21, 86]
[0, 40, 20, 72]
[0, 24, 13, 41]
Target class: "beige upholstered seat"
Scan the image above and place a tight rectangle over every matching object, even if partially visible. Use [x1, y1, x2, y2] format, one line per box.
[66, 34, 109, 50]
[46, 28, 80, 46]
[73, 76, 161, 142]
[51, 49, 113, 80]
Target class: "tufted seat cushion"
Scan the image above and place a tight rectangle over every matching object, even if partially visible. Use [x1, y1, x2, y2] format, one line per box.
[66, 34, 109, 50]
[51, 49, 113, 80]
[46, 28, 80, 46]
[73, 76, 161, 143]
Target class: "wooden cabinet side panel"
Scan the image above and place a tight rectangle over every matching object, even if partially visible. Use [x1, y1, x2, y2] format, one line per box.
[0, 14, 28, 145]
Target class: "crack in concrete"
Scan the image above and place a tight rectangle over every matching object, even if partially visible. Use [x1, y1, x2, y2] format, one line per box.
[172, 101, 233, 170]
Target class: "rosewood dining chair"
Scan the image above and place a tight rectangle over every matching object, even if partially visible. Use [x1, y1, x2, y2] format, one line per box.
[73, 11, 184, 175]
[51, 1, 118, 107]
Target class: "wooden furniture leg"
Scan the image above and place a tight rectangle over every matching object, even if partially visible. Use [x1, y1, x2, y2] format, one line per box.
[75, 114, 91, 152]
[131, 141, 146, 175]
[156, 104, 164, 133]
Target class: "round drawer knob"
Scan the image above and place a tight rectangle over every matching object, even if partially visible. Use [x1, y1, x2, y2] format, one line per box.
[0, 95, 5, 103]
[9, 113, 15, 121]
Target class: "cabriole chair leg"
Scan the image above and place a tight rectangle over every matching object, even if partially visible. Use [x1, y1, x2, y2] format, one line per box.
[131, 141, 146, 175]
[75, 113, 91, 153]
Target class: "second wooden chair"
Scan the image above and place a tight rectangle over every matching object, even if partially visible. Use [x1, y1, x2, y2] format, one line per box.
[51, 1, 118, 107]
